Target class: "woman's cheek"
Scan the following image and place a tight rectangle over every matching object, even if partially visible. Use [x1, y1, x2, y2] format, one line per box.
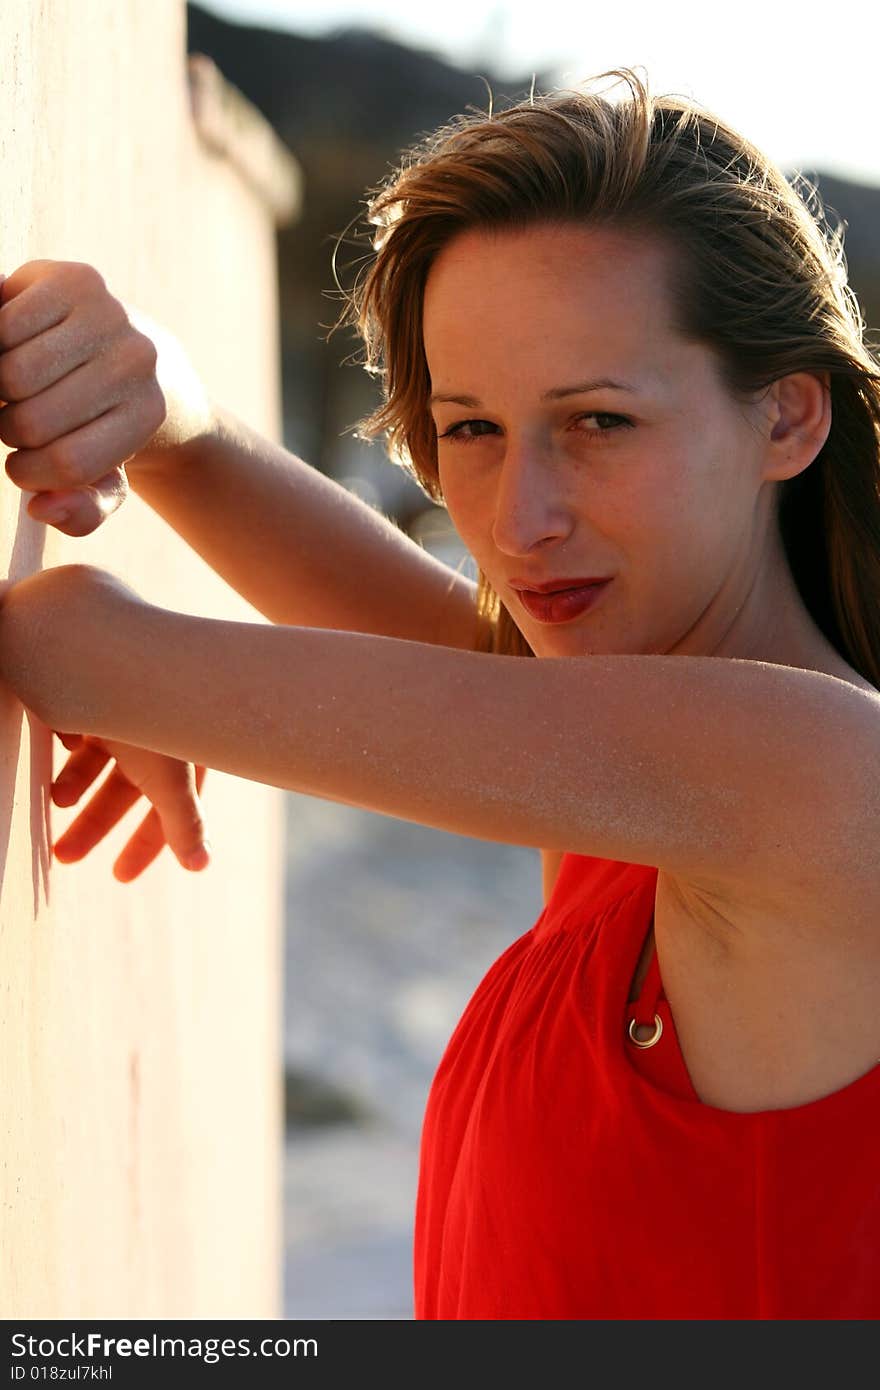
[437, 466, 486, 547]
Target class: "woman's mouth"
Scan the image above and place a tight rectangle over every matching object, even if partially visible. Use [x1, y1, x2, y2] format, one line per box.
[513, 579, 612, 624]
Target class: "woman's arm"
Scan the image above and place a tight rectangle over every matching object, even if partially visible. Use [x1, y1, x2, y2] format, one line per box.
[127, 400, 489, 648]
[4, 564, 876, 910]
[0, 264, 487, 651]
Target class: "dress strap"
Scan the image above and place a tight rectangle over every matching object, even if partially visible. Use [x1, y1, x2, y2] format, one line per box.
[623, 912, 698, 1095]
[632, 944, 664, 1021]
[627, 931, 665, 1049]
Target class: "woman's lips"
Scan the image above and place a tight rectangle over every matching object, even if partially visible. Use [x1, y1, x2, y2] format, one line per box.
[514, 579, 612, 624]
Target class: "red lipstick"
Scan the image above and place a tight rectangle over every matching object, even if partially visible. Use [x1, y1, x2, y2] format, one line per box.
[510, 577, 612, 624]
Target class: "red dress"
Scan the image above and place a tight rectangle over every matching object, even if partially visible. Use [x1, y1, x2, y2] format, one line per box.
[413, 853, 880, 1319]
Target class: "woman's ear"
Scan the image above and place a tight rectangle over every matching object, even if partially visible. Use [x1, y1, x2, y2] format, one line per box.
[764, 371, 831, 482]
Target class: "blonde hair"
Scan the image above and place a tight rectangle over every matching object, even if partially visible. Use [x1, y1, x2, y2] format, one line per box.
[339, 67, 880, 678]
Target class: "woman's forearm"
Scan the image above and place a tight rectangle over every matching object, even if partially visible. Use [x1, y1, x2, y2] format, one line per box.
[120, 308, 486, 649]
[2, 564, 867, 900]
[127, 400, 488, 650]
[0, 564, 535, 843]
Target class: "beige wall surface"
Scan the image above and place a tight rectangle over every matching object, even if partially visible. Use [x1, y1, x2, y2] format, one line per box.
[0, 0, 298, 1317]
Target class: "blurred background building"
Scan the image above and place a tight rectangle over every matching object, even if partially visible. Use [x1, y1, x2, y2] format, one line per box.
[184, 0, 880, 1319]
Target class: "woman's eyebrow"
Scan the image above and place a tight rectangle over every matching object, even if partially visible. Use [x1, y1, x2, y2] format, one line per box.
[429, 378, 639, 406]
[543, 378, 640, 400]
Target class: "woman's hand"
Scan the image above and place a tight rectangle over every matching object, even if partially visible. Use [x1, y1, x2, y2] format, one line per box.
[0, 564, 140, 724]
[51, 730, 211, 882]
[0, 261, 167, 535]
[0, 568, 211, 880]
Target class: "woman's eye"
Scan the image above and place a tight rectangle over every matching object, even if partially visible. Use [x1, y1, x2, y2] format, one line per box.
[572, 412, 632, 436]
[437, 419, 498, 443]
[437, 413, 633, 444]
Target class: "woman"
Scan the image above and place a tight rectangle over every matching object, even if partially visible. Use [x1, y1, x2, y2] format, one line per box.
[1, 69, 879, 1319]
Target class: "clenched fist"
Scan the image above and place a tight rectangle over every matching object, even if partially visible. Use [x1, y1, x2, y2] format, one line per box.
[0, 260, 168, 535]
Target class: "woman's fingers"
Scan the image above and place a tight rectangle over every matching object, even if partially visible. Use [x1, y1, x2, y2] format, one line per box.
[51, 737, 111, 805]
[0, 261, 104, 353]
[51, 765, 142, 862]
[138, 759, 211, 872]
[112, 806, 168, 883]
[4, 394, 151, 535]
[24, 466, 130, 536]
[113, 799, 210, 882]
[52, 753, 211, 877]
[0, 292, 122, 397]
[113, 792, 211, 883]
[0, 332, 158, 464]
[49, 727, 212, 879]
[0, 259, 166, 535]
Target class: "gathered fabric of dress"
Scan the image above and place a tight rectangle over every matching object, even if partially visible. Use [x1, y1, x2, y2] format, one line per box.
[413, 853, 880, 1319]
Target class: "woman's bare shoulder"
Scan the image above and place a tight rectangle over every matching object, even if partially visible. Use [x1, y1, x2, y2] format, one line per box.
[656, 656, 880, 1106]
[656, 802, 880, 1112]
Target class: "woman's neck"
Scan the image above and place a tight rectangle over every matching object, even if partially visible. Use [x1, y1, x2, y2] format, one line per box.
[696, 516, 876, 694]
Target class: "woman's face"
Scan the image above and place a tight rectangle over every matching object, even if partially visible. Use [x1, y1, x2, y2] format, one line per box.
[423, 222, 780, 659]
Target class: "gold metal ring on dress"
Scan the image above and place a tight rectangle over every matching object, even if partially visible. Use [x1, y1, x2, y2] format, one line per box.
[627, 1013, 663, 1049]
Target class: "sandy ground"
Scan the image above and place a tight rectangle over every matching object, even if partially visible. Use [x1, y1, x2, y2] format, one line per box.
[284, 1126, 417, 1319]
[281, 790, 544, 1319]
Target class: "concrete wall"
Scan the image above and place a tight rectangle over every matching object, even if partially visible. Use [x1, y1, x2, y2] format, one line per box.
[0, 0, 300, 1317]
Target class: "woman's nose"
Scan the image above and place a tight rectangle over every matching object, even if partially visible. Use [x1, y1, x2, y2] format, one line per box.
[490, 438, 574, 556]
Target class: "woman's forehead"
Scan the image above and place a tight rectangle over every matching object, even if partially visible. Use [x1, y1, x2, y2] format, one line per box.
[422, 227, 694, 398]
[424, 222, 674, 298]
[423, 224, 682, 353]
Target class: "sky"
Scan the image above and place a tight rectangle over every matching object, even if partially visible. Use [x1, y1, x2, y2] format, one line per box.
[199, 0, 880, 187]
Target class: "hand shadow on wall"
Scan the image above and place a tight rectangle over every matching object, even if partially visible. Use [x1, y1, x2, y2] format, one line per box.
[0, 496, 53, 924]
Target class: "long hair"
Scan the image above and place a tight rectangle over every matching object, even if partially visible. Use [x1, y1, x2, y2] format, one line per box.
[339, 68, 880, 679]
